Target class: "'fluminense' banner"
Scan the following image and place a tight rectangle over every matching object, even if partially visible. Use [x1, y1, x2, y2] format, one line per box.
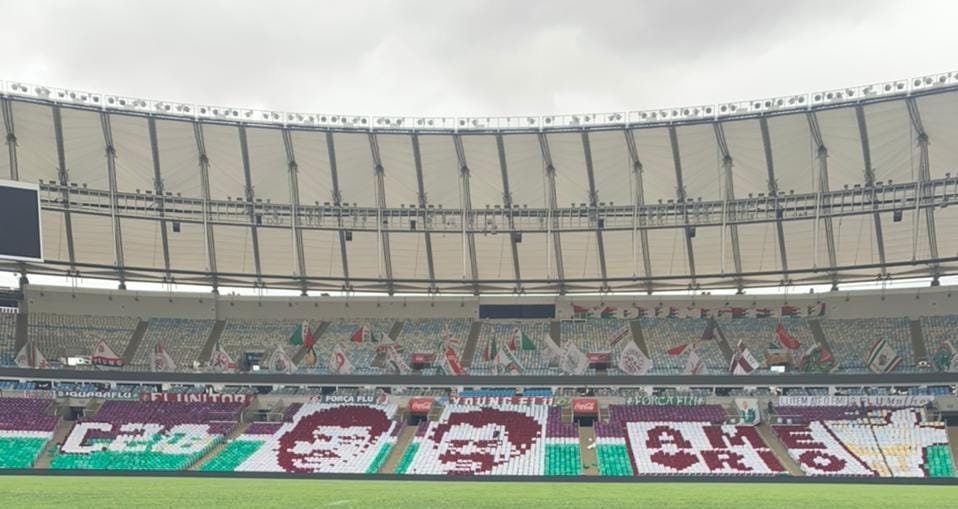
[778, 395, 934, 407]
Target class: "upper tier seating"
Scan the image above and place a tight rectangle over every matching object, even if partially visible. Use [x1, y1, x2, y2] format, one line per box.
[310, 319, 396, 374]
[921, 315, 958, 364]
[396, 318, 471, 359]
[819, 318, 913, 372]
[719, 318, 815, 367]
[51, 400, 243, 470]
[470, 321, 551, 375]
[0, 313, 17, 364]
[218, 319, 311, 361]
[639, 319, 726, 374]
[28, 312, 138, 361]
[131, 319, 217, 370]
[0, 398, 59, 468]
[400, 402, 578, 476]
[206, 403, 401, 474]
[560, 319, 626, 357]
[772, 407, 953, 477]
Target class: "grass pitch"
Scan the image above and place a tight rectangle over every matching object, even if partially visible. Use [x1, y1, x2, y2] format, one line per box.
[0, 476, 955, 509]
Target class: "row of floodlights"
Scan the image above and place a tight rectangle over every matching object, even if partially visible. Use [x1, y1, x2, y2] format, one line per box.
[8, 72, 958, 128]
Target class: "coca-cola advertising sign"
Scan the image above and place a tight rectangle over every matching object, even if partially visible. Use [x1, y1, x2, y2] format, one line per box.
[408, 397, 434, 414]
[572, 398, 598, 414]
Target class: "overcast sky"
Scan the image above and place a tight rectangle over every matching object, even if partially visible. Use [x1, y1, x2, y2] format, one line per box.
[1, 1, 956, 118]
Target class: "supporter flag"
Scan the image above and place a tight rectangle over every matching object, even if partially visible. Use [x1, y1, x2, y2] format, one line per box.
[797, 344, 836, 373]
[440, 324, 460, 350]
[601, 306, 617, 319]
[268, 345, 296, 373]
[610, 325, 631, 347]
[288, 321, 313, 347]
[151, 343, 177, 372]
[328, 344, 352, 374]
[495, 347, 525, 375]
[386, 345, 411, 375]
[667, 343, 690, 356]
[866, 339, 901, 373]
[375, 334, 403, 354]
[351, 324, 371, 343]
[209, 342, 237, 372]
[807, 303, 826, 317]
[541, 333, 563, 364]
[775, 323, 801, 350]
[932, 341, 958, 372]
[683, 347, 708, 375]
[730, 307, 748, 319]
[14, 341, 50, 369]
[755, 307, 773, 319]
[701, 324, 715, 341]
[667, 306, 679, 319]
[436, 347, 466, 376]
[91, 339, 123, 369]
[508, 328, 536, 352]
[572, 304, 591, 319]
[617, 341, 652, 375]
[559, 342, 589, 375]
[781, 305, 801, 317]
[483, 337, 498, 362]
[302, 345, 318, 368]
[730, 340, 759, 375]
[634, 306, 648, 318]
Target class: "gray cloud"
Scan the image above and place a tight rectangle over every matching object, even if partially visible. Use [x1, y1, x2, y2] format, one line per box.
[0, 0, 953, 117]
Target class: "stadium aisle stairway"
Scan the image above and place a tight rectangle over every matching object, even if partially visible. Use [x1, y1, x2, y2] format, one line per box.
[756, 423, 803, 476]
[578, 425, 599, 476]
[34, 416, 78, 469]
[190, 422, 251, 471]
[380, 424, 419, 474]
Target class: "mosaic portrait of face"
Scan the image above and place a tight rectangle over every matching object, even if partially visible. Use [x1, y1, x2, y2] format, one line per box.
[276, 406, 393, 473]
[428, 408, 541, 475]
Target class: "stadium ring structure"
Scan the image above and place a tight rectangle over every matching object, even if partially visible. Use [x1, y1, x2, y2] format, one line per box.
[2, 72, 958, 294]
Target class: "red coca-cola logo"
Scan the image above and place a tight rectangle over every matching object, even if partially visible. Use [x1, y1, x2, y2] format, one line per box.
[409, 398, 434, 414]
[572, 398, 598, 414]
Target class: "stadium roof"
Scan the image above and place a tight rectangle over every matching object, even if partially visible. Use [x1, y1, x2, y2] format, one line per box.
[1, 72, 958, 294]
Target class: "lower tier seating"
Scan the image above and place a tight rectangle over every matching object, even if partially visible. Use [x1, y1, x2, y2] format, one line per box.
[773, 407, 954, 477]
[398, 402, 579, 476]
[204, 403, 401, 474]
[0, 398, 59, 468]
[51, 400, 243, 470]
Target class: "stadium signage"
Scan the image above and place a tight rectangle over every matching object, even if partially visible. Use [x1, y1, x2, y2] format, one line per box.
[140, 393, 253, 404]
[449, 396, 556, 406]
[408, 397, 434, 414]
[625, 395, 706, 406]
[571, 398, 598, 414]
[56, 389, 138, 400]
[308, 394, 385, 404]
[778, 395, 934, 407]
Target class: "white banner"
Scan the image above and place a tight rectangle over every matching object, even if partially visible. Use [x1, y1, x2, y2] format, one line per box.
[778, 395, 934, 407]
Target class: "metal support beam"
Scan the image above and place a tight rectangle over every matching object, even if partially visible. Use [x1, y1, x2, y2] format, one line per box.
[451, 134, 480, 294]
[367, 133, 395, 294]
[325, 132, 350, 291]
[807, 112, 839, 287]
[51, 106, 77, 273]
[906, 98, 941, 280]
[855, 104, 888, 278]
[237, 126, 264, 287]
[98, 112, 126, 288]
[759, 116, 790, 278]
[410, 134, 438, 292]
[581, 132, 609, 290]
[713, 123, 744, 291]
[667, 126, 697, 287]
[281, 129, 309, 295]
[146, 118, 172, 280]
[192, 122, 219, 292]
[1, 97, 18, 181]
[538, 133, 565, 293]
[495, 134, 523, 292]
[623, 130, 653, 293]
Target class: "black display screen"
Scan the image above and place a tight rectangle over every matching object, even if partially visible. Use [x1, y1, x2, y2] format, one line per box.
[0, 183, 42, 261]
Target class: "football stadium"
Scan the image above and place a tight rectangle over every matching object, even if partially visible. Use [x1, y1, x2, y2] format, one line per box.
[2, 2, 958, 507]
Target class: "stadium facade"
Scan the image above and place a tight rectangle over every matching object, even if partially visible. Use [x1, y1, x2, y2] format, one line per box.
[2, 72, 958, 294]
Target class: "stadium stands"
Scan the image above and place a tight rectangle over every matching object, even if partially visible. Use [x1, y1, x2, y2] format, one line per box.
[51, 399, 243, 470]
[28, 312, 138, 361]
[471, 321, 551, 375]
[0, 313, 16, 365]
[203, 403, 400, 474]
[640, 319, 726, 374]
[399, 402, 579, 476]
[718, 318, 815, 368]
[772, 407, 954, 477]
[0, 398, 59, 468]
[131, 319, 217, 370]
[217, 319, 308, 362]
[819, 318, 913, 372]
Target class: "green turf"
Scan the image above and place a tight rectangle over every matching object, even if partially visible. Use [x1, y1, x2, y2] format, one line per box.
[0, 477, 955, 509]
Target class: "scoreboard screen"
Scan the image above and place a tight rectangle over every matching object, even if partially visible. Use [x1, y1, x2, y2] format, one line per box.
[0, 180, 43, 263]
